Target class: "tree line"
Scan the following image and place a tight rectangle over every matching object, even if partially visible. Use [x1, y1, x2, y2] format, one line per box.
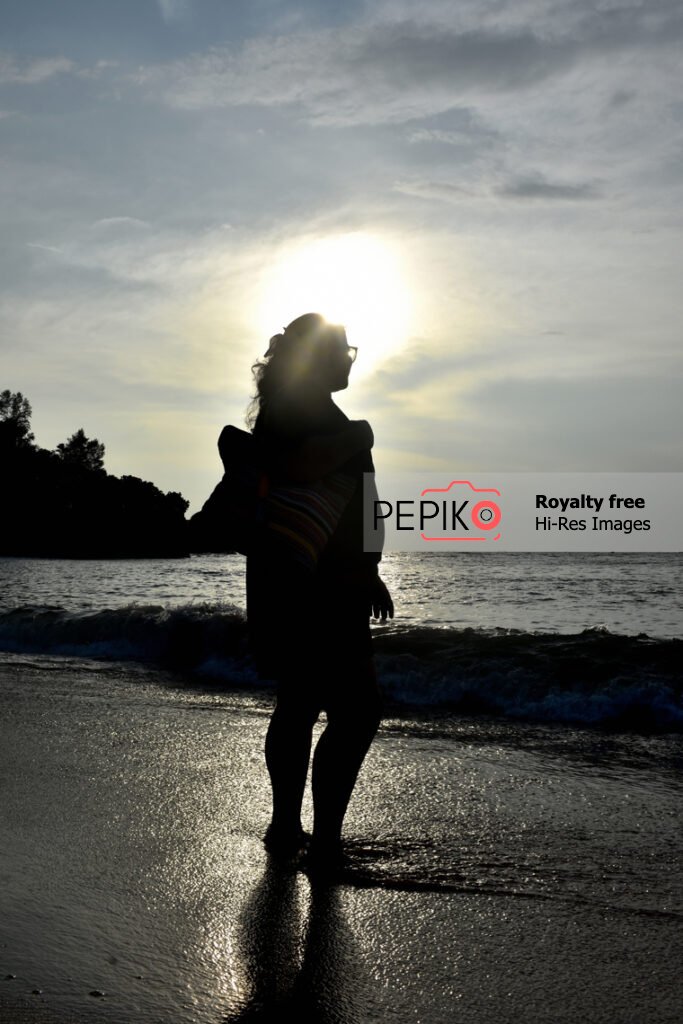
[1, 390, 190, 557]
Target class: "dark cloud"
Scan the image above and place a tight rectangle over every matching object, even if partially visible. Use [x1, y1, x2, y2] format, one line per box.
[354, 23, 575, 95]
[609, 88, 636, 109]
[572, 0, 683, 52]
[393, 175, 601, 204]
[498, 176, 601, 201]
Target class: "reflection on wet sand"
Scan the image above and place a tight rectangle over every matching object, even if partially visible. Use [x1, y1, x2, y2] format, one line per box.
[225, 858, 369, 1023]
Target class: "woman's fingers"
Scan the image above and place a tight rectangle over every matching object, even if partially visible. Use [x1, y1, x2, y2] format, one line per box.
[369, 579, 394, 621]
[378, 579, 394, 620]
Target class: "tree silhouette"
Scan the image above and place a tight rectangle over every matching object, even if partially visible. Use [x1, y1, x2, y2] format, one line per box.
[0, 390, 35, 450]
[1, 392, 190, 557]
[56, 428, 106, 472]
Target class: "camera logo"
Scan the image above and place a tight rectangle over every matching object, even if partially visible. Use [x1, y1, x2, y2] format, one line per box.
[420, 480, 502, 542]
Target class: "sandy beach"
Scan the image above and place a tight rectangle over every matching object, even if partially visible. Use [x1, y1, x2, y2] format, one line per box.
[1, 651, 681, 1024]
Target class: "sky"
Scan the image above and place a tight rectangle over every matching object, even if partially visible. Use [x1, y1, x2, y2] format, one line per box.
[2, 0, 682, 511]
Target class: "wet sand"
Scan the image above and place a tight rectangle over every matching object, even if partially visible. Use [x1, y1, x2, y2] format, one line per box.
[1, 653, 681, 1024]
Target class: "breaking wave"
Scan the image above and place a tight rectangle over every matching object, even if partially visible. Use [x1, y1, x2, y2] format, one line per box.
[0, 603, 680, 731]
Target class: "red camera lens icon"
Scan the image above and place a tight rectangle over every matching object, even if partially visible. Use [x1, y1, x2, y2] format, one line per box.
[471, 499, 502, 531]
[419, 480, 502, 542]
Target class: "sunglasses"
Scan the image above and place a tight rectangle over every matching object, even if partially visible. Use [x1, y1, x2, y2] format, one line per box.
[325, 338, 358, 363]
[323, 325, 357, 363]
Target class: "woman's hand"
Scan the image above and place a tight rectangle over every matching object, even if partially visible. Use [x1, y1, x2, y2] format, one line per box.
[368, 575, 394, 622]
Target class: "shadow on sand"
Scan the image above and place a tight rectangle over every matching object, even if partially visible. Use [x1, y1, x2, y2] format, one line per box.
[224, 857, 371, 1023]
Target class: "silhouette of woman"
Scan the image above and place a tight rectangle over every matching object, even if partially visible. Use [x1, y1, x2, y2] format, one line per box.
[246, 313, 393, 868]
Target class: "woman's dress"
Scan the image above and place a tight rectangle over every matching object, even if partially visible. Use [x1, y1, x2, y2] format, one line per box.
[245, 388, 381, 691]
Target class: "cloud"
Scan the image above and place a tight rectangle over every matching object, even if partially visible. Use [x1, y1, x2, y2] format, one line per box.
[26, 241, 65, 255]
[133, 4, 683, 127]
[408, 127, 480, 145]
[447, 373, 683, 471]
[157, 0, 193, 25]
[74, 60, 119, 80]
[0, 53, 115, 85]
[393, 173, 600, 204]
[609, 88, 636, 110]
[0, 53, 75, 85]
[91, 217, 151, 230]
[393, 179, 473, 202]
[498, 175, 600, 201]
[134, 22, 577, 126]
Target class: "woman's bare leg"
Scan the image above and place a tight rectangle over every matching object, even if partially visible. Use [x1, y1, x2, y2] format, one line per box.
[310, 658, 382, 852]
[265, 686, 321, 847]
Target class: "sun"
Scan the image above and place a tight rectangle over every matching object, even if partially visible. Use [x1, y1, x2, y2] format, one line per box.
[256, 232, 413, 375]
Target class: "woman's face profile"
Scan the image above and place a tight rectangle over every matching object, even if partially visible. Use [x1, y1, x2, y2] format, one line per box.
[320, 328, 354, 393]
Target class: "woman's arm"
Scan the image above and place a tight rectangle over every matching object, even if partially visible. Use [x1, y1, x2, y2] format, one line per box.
[276, 420, 374, 482]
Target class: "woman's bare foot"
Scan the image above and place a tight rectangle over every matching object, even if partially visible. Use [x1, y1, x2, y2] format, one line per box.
[263, 823, 311, 860]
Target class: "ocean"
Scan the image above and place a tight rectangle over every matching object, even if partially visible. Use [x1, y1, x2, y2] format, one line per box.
[0, 552, 681, 1023]
[1, 551, 680, 730]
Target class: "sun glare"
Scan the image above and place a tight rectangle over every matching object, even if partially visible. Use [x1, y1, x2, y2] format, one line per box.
[257, 233, 413, 375]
